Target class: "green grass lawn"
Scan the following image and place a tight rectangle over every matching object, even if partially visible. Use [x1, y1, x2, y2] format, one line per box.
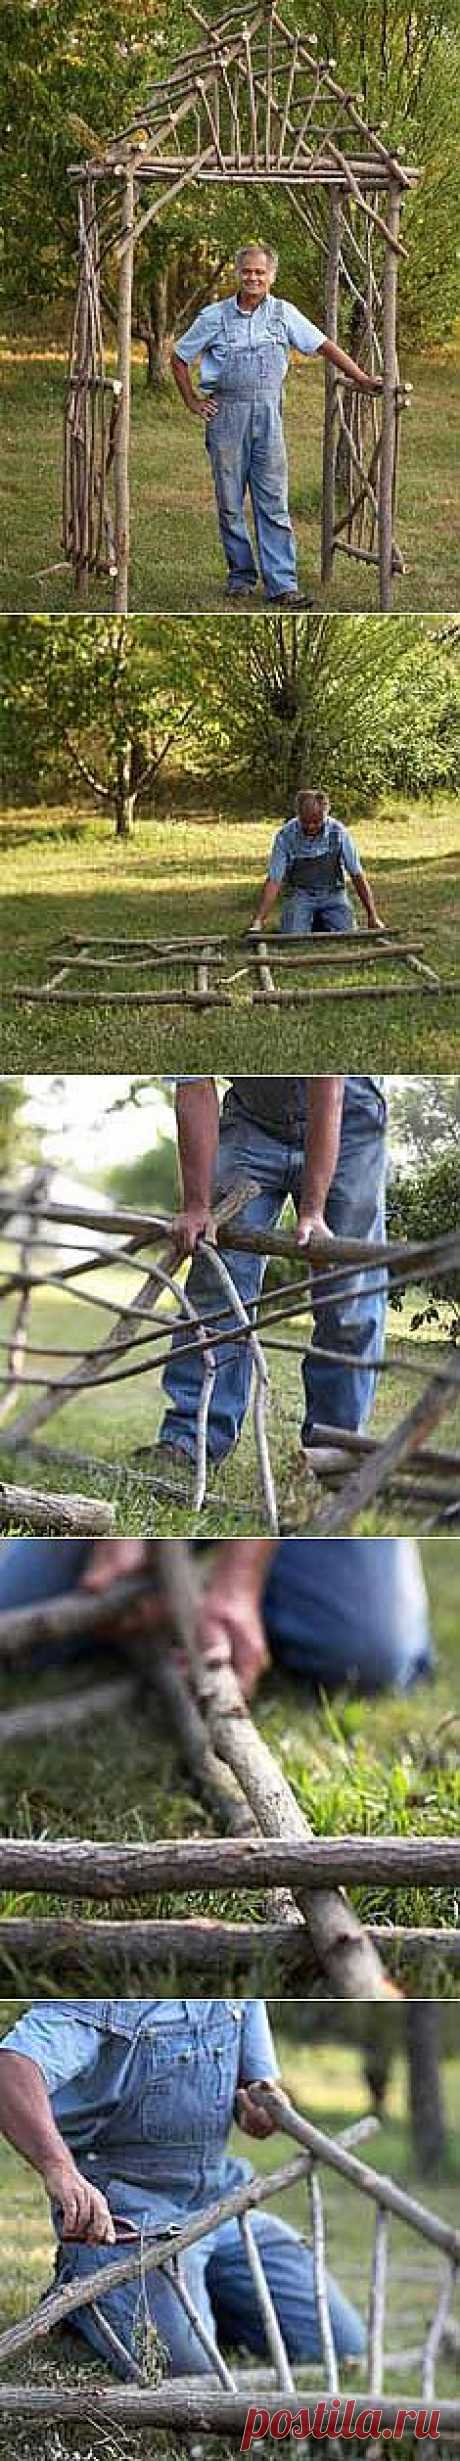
[0, 2032, 459, 2460]
[1, 344, 459, 613]
[0, 1540, 458, 1997]
[1, 797, 459, 1073]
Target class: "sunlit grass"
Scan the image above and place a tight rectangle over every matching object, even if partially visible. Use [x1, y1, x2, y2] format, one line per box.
[1, 349, 459, 613]
[1, 796, 459, 1073]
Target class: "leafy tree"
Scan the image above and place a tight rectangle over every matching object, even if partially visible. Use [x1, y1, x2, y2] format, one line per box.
[390, 1078, 460, 1168]
[205, 614, 460, 801]
[0, 616, 204, 834]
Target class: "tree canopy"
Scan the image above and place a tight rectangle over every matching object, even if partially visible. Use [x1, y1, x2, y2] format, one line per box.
[1, 614, 459, 817]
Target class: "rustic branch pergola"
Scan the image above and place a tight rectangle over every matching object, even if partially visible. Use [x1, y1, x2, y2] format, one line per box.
[64, 0, 419, 612]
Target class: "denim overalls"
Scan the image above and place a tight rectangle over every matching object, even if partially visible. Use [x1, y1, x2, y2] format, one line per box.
[160, 1074, 388, 1462]
[280, 830, 353, 937]
[3, 1999, 364, 2378]
[204, 298, 298, 597]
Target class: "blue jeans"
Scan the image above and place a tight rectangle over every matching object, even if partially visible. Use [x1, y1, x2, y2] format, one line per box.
[160, 1085, 388, 1462]
[206, 395, 297, 597]
[58, 2196, 365, 2378]
[0, 1535, 433, 1694]
[281, 890, 354, 934]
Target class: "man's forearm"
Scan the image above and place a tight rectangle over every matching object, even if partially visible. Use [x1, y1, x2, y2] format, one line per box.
[303, 1077, 345, 1211]
[355, 867, 380, 925]
[321, 338, 382, 394]
[176, 1080, 220, 1210]
[251, 878, 280, 928]
[0, 2053, 70, 2181]
[170, 351, 200, 412]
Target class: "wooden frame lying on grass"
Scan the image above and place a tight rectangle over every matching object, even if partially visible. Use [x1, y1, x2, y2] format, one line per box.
[1, 1183, 459, 1532]
[1, 2095, 459, 2440]
[0, 1543, 458, 1991]
[63, 2, 418, 611]
[5, 925, 458, 1008]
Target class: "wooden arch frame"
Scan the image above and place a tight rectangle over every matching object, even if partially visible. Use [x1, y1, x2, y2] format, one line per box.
[64, 0, 419, 612]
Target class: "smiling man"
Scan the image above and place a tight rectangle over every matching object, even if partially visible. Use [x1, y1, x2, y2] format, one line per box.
[170, 241, 382, 604]
[0, 1998, 366, 2379]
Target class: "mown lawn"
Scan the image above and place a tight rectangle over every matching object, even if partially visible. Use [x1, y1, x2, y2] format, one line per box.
[0, 1540, 458, 1997]
[1, 798, 459, 1073]
[0, 2031, 459, 2461]
[1, 344, 459, 614]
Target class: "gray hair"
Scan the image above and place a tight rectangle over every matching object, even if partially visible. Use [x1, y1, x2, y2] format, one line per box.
[234, 241, 279, 278]
[296, 787, 329, 810]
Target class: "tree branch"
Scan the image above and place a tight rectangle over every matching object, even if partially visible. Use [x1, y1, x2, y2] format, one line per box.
[62, 735, 109, 800]
[132, 703, 195, 805]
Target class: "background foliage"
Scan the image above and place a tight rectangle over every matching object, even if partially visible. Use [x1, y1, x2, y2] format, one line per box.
[1, 0, 459, 360]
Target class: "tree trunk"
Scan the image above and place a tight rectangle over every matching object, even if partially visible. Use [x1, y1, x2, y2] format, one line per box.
[115, 741, 135, 837]
[406, 2004, 446, 2176]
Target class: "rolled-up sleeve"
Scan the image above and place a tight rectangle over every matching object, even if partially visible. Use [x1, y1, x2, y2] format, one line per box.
[239, 2002, 280, 2083]
[0, 2004, 105, 2094]
[283, 302, 326, 355]
[174, 304, 223, 363]
[268, 826, 290, 883]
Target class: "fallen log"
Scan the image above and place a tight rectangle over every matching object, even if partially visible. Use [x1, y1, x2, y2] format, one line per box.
[0, 1480, 115, 1536]
[311, 1360, 460, 1535]
[1, 2389, 459, 2433]
[0, 1833, 457, 1897]
[0, 1573, 154, 1661]
[0, 1917, 456, 1978]
[0, 1678, 137, 1749]
[0, 2389, 459, 2433]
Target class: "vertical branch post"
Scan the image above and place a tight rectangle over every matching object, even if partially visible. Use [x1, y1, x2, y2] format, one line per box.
[321, 190, 341, 581]
[113, 173, 134, 613]
[379, 180, 400, 611]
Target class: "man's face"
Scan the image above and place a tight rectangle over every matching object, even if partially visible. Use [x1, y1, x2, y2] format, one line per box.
[297, 794, 328, 837]
[237, 252, 273, 304]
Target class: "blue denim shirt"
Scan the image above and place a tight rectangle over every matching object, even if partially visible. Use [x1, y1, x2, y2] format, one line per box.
[175, 292, 325, 386]
[1, 2001, 279, 2210]
[269, 816, 361, 885]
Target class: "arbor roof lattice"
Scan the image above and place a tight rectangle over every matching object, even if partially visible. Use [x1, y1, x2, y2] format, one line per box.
[70, 0, 418, 234]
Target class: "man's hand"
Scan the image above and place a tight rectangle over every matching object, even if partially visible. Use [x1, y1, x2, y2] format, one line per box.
[369, 913, 386, 930]
[296, 1210, 334, 1250]
[198, 1586, 270, 1701]
[193, 393, 219, 419]
[79, 1541, 168, 1647]
[80, 1540, 149, 1595]
[170, 1203, 216, 1262]
[44, 2156, 116, 2244]
[235, 2083, 291, 2138]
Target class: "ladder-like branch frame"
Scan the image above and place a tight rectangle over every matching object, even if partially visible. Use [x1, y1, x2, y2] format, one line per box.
[0, 2098, 459, 2438]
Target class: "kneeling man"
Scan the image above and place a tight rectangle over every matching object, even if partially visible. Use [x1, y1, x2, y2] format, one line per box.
[0, 1999, 366, 2378]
